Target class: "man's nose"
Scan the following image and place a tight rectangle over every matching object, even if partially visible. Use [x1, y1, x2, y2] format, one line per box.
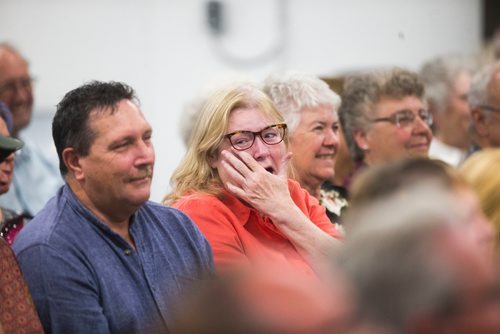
[135, 140, 155, 165]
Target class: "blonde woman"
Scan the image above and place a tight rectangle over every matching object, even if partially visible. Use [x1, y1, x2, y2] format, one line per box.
[164, 83, 342, 276]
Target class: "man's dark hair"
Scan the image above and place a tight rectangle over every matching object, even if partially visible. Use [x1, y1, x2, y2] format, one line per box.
[52, 81, 138, 176]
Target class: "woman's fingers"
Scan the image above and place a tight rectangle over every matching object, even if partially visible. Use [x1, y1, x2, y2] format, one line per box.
[225, 181, 246, 200]
[236, 151, 265, 173]
[220, 160, 246, 186]
[221, 150, 253, 177]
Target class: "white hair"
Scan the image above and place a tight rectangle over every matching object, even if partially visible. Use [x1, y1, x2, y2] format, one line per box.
[468, 60, 500, 108]
[419, 55, 473, 114]
[262, 72, 341, 134]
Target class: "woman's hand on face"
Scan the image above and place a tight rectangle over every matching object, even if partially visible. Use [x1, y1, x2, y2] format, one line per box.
[220, 150, 293, 215]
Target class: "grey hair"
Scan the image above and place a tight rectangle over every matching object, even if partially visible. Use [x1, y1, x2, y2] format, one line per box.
[468, 60, 500, 108]
[339, 68, 425, 162]
[262, 72, 341, 135]
[419, 55, 473, 114]
[336, 183, 470, 332]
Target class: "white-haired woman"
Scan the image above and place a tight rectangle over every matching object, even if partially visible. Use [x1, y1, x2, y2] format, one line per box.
[263, 72, 347, 226]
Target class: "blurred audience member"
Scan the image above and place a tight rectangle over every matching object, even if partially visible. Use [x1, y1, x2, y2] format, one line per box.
[467, 61, 500, 156]
[0, 102, 25, 245]
[13, 81, 214, 333]
[460, 148, 500, 247]
[179, 94, 207, 147]
[0, 43, 63, 217]
[330, 122, 356, 191]
[165, 82, 341, 277]
[349, 157, 495, 259]
[172, 266, 354, 334]
[420, 55, 473, 166]
[263, 72, 347, 226]
[337, 184, 500, 334]
[339, 68, 432, 182]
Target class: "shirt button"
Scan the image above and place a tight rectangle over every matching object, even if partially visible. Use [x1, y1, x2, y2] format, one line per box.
[124, 249, 132, 256]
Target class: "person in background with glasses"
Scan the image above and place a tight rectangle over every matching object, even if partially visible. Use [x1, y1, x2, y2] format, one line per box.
[338, 67, 432, 183]
[263, 72, 347, 230]
[0, 43, 63, 217]
[164, 82, 342, 278]
[420, 55, 473, 167]
[467, 61, 500, 156]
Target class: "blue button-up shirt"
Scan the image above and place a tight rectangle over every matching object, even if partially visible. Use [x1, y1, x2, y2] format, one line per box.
[13, 184, 214, 334]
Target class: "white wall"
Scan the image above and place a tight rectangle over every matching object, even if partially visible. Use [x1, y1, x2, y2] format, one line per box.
[0, 0, 482, 202]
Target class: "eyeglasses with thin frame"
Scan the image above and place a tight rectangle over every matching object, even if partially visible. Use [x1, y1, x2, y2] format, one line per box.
[477, 105, 500, 113]
[371, 109, 433, 128]
[225, 123, 287, 151]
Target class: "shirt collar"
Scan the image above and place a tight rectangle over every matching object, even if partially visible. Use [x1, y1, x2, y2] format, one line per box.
[61, 184, 137, 235]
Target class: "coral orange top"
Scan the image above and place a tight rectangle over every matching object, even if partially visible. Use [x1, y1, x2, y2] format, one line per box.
[173, 179, 342, 276]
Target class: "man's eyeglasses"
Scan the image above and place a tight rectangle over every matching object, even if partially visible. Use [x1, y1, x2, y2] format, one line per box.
[225, 123, 287, 151]
[371, 109, 433, 128]
[477, 105, 500, 113]
[0, 77, 34, 97]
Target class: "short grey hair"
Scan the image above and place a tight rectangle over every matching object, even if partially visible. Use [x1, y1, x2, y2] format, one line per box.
[419, 55, 473, 114]
[262, 72, 341, 135]
[339, 68, 425, 162]
[468, 60, 500, 109]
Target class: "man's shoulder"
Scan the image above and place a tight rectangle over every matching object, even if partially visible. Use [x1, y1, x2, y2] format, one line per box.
[137, 201, 214, 261]
[139, 201, 202, 233]
[12, 189, 75, 253]
[141, 200, 189, 219]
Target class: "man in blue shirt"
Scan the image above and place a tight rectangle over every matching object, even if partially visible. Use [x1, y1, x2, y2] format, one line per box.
[13, 81, 215, 333]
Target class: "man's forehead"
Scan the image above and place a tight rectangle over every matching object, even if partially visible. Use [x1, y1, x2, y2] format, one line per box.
[0, 49, 29, 81]
[88, 101, 148, 130]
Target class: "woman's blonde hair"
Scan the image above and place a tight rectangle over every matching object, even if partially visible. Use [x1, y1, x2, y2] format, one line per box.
[459, 149, 500, 244]
[164, 82, 286, 204]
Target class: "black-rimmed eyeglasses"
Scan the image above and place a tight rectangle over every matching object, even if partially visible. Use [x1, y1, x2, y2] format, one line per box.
[225, 123, 287, 151]
[371, 109, 433, 128]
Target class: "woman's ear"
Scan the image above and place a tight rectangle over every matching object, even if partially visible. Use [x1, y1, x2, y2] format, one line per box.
[353, 129, 369, 151]
[207, 150, 219, 169]
[62, 148, 84, 180]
